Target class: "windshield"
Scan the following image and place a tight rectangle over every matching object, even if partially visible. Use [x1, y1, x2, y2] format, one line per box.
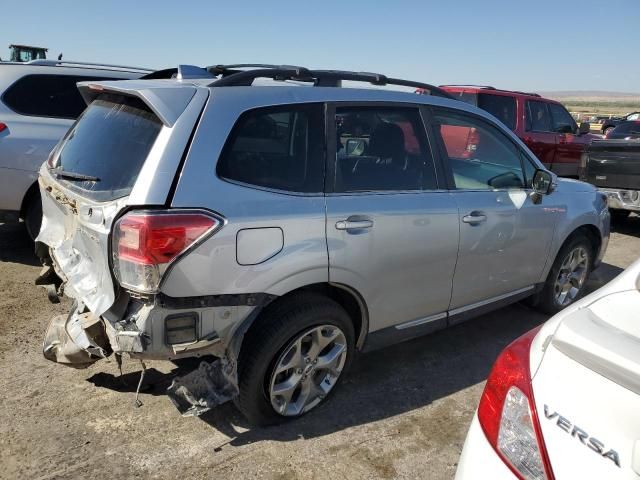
[53, 93, 162, 201]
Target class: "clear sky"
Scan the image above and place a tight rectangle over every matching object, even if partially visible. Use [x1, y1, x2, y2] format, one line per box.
[3, 0, 639, 92]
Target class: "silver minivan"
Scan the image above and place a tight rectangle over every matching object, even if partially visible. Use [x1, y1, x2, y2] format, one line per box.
[37, 65, 610, 424]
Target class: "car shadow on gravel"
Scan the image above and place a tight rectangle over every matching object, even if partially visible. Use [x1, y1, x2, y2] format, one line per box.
[0, 223, 40, 266]
[196, 261, 623, 448]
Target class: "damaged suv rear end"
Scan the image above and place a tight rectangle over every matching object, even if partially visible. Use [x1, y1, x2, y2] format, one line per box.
[38, 81, 228, 369]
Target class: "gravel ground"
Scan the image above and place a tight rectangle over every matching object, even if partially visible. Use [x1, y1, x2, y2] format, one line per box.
[0, 217, 638, 480]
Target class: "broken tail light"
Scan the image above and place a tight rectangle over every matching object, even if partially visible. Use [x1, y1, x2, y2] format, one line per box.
[112, 210, 222, 293]
[477, 326, 554, 480]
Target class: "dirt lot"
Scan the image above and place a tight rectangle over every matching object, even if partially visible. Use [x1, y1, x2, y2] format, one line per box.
[1, 218, 638, 480]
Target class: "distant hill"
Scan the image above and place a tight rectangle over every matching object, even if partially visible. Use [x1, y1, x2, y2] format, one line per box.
[541, 90, 640, 98]
[538, 91, 640, 115]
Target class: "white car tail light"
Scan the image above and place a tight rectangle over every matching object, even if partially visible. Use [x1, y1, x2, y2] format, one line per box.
[112, 210, 221, 293]
[477, 327, 554, 480]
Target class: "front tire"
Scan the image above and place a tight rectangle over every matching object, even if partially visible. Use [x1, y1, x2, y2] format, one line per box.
[236, 293, 355, 426]
[536, 235, 593, 315]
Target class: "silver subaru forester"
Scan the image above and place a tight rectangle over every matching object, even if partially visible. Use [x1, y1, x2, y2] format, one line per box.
[37, 65, 609, 425]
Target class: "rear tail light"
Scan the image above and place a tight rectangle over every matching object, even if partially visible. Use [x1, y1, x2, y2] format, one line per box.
[0, 122, 7, 133]
[477, 327, 554, 480]
[112, 210, 221, 293]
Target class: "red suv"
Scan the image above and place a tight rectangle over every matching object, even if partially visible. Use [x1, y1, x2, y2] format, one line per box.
[431, 86, 597, 178]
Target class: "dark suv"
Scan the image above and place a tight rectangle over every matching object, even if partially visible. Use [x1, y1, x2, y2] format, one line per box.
[431, 86, 598, 178]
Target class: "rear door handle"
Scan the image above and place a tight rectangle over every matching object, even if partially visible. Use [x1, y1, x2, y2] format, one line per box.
[335, 219, 374, 230]
[462, 212, 487, 224]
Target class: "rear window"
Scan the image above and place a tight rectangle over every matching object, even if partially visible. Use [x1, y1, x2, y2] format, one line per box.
[2, 74, 105, 119]
[52, 94, 162, 200]
[445, 92, 516, 130]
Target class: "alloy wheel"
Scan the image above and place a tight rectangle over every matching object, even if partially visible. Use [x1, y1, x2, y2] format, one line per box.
[269, 325, 347, 416]
[554, 246, 589, 307]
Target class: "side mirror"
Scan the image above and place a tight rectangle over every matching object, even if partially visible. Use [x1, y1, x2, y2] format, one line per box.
[578, 122, 591, 135]
[532, 169, 554, 195]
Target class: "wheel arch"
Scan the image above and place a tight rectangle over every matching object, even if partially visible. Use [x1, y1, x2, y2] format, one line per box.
[229, 282, 369, 361]
[554, 223, 603, 269]
[19, 181, 40, 220]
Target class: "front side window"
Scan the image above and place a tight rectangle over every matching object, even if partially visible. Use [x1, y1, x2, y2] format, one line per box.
[334, 106, 437, 192]
[525, 100, 552, 132]
[2, 74, 104, 119]
[433, 109, 525, 190]
[217, 104, 325, 193]
[549, 103, 577, 134]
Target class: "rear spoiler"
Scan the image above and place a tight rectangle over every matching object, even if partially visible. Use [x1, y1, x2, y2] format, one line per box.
[77, 80, 197, 127]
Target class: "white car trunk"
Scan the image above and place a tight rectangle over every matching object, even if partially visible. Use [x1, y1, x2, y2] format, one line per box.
[532, 279, 640, 478]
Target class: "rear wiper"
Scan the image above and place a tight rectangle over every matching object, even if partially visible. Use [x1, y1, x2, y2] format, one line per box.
[50, 166, 100, 182]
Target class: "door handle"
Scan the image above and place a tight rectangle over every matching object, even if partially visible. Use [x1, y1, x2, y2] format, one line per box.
[335, 219, 374, 230]
[462, 212, 487, 224]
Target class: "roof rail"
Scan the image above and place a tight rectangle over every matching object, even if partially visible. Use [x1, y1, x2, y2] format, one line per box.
[439, 84, 496, 90]
[439, 84, 541, 98]
[26, 59, 152, 73]
[207, 66, 453, 98]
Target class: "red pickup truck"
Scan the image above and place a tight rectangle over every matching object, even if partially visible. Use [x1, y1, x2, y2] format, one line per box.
[427, 86, 599, 178]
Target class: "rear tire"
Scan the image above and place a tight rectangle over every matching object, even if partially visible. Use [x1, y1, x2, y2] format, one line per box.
[235, 293, 355, 426]
[535, 235, 593, 315]
[603, 126, 614, 136]
[24, 191, 42, 241]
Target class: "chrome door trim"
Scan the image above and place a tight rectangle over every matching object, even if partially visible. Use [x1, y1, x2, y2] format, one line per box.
[448, 285, 535, 316]
[395, 312, 447, 330]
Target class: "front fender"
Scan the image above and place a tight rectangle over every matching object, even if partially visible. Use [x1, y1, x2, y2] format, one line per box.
[540, 183, 609, 282]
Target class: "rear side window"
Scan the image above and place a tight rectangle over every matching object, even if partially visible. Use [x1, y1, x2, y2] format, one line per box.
[526, 101, 552, 132]
[334, 106, 437, 192]
[448, 91, 477, 106]
[217, 104, 325, 193]
[477, 94, 516, 130]
[53, 94, 162, 200]
[549, 103, 576, 134]
[2, 74, 104, 119]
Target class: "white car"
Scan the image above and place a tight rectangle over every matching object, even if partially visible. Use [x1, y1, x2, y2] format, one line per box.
[0, 60, 149, 237]
[456, 258, 640, 480]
